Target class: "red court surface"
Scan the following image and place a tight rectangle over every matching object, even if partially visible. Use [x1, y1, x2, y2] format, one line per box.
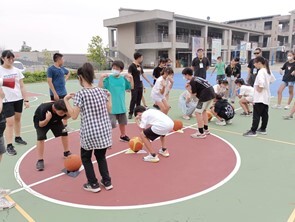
[15, 124, 240, 209]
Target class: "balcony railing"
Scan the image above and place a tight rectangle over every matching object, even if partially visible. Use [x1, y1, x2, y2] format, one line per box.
[135, 34, 170, 44]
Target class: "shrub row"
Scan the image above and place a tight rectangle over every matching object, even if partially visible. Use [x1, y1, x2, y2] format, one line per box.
[23, 71, 77, 83]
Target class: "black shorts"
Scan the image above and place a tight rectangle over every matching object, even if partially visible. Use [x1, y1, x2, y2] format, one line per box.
[50, 94, 66, 101]
[143, 127, 165, 141]
[3, 99, 24, 118]
[35, 121, 68, 141]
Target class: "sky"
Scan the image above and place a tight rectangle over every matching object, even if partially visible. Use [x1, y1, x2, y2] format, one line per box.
[0, 0, 293, 54]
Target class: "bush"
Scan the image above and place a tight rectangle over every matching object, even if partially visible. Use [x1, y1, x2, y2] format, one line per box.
[23, 71, 77, 83]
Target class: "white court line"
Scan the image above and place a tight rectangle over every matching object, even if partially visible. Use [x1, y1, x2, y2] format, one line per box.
[13, 123, 241, 210]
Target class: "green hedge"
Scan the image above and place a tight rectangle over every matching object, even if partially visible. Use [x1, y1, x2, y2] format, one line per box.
[23, 71, 77, 83]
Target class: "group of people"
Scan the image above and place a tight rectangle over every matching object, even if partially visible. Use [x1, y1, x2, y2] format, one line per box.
[0, 47, 294, 202]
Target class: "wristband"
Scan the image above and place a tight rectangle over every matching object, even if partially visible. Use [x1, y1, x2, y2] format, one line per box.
[24, 100, 29, 102]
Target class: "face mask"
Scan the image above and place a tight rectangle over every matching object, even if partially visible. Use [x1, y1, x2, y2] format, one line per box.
[111, 69, 121, 76]
[287, 56, 293, 61]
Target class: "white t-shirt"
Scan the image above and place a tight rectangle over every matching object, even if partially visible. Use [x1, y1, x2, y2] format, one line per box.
[239, 85, 254, 97]
[253, 68, 276, 105]
[0, 66, 24, 102]
[139, 109, 174, 135]
[213, 84, 227, 95]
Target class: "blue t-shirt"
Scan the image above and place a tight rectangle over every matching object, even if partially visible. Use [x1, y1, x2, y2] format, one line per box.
[103, 75, 131, 114]
[47, 65, 69, 96]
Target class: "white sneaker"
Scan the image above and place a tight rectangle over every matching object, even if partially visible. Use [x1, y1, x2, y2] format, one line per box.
[0, 189, 11, 198]
[158, 149, 170, 157]
[143, 154, 160, 163]
[62, 126, 75, 133]
[284, 105, 290, 110]
[191, 132, 206, 139]
[216, 120, 226, 126]
[272, 104, 282, 109]
[226, 119, 233, 125]
[204, 129, 210, 135]
[182, 115, 190, 120]
[0, 198, 15, 211]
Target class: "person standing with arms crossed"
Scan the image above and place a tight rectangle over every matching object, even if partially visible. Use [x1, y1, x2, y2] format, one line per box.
[47, 53, 71, 132]
[128, 52, 153, 119]
[0, 50, 29, 156]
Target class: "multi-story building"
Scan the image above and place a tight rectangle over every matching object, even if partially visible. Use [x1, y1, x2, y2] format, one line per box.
[104, 8, 295, 68]
[225, 10, 295, 62]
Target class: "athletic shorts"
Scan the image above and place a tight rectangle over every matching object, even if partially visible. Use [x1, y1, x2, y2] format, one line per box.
[0, 137, 5, 155]
[245, 96, 253, 103]
[195, 99, 213, 114]
[35, 121, 68, 141]
[50, 94, 66, 101]
[143, 127, 165, 141]
[109, 113, 127, 129]
[151, 93, 166, 103]
[3, 99, 24, 118]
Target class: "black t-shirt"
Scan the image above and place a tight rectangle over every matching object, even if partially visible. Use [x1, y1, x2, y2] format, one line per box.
[225, 65, 241, 78]
[281, 61, 295, 82]
[191, 57, 210, 79]
[33, 102, 66, 127]
[248, 58, 269, 75]
[152, 66, 163, 84]
[214, 99, 235, 120]
[128, 63, 144, 88]
[189, 77, 215, 102]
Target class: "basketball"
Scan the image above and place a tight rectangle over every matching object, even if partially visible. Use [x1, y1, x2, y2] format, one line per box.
[129, 137, 143, 152]
[173, 119, 183, 131]
[207, 111, 213, 121]
[64, 154, 82, 172]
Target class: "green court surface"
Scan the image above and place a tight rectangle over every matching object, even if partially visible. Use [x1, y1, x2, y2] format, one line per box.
[1, 79, 295, 222]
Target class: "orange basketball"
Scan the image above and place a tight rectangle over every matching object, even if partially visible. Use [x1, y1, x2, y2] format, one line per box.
[173, 119, 183, 131]
[207, 111, 213, 121]
[64, 154, 82, 172]
[129, 137, 143, 152]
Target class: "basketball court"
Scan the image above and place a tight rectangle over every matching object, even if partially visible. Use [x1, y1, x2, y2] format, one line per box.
[1, 69, 295, 222]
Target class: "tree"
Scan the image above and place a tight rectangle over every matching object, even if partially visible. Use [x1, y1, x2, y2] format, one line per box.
[42, 49, 52, 67]
[87, 36, 106, 70]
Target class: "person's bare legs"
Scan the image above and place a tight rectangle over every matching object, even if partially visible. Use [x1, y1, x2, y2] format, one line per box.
[14, 112, 22, 138]
[276, 83, 286, 106]
[4, 116, 14, 145]
[287, 85, 294, 106]
[119, 124, 126, 137]
[139, 132, 155, 154]
[61, 136, 70, 153]
[36, 140, 45, 160]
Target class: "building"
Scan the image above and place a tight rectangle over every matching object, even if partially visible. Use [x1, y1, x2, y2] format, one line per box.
[225, 10, 295, 62]
[104, 8, 294, 67]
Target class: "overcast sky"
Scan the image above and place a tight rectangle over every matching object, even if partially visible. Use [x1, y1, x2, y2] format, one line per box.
[0, 0, 293, 54]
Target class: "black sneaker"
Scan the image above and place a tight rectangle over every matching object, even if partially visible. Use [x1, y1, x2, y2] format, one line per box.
[100, 180, 113, 190]
[6, 145, 17, 156]
[243, 130, 257, 137]
[256, 128, 267, 135]
[63, 151, 72, 158]
[128, 114, 132, 119]
[120, 135, 130, 142]
[83, 182, 101, 193]
[36, 160, 44, 171]
[15, 137, 27, 145]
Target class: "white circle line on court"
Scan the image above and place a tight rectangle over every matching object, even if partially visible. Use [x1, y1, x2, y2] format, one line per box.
[14, 124, 241, 210]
